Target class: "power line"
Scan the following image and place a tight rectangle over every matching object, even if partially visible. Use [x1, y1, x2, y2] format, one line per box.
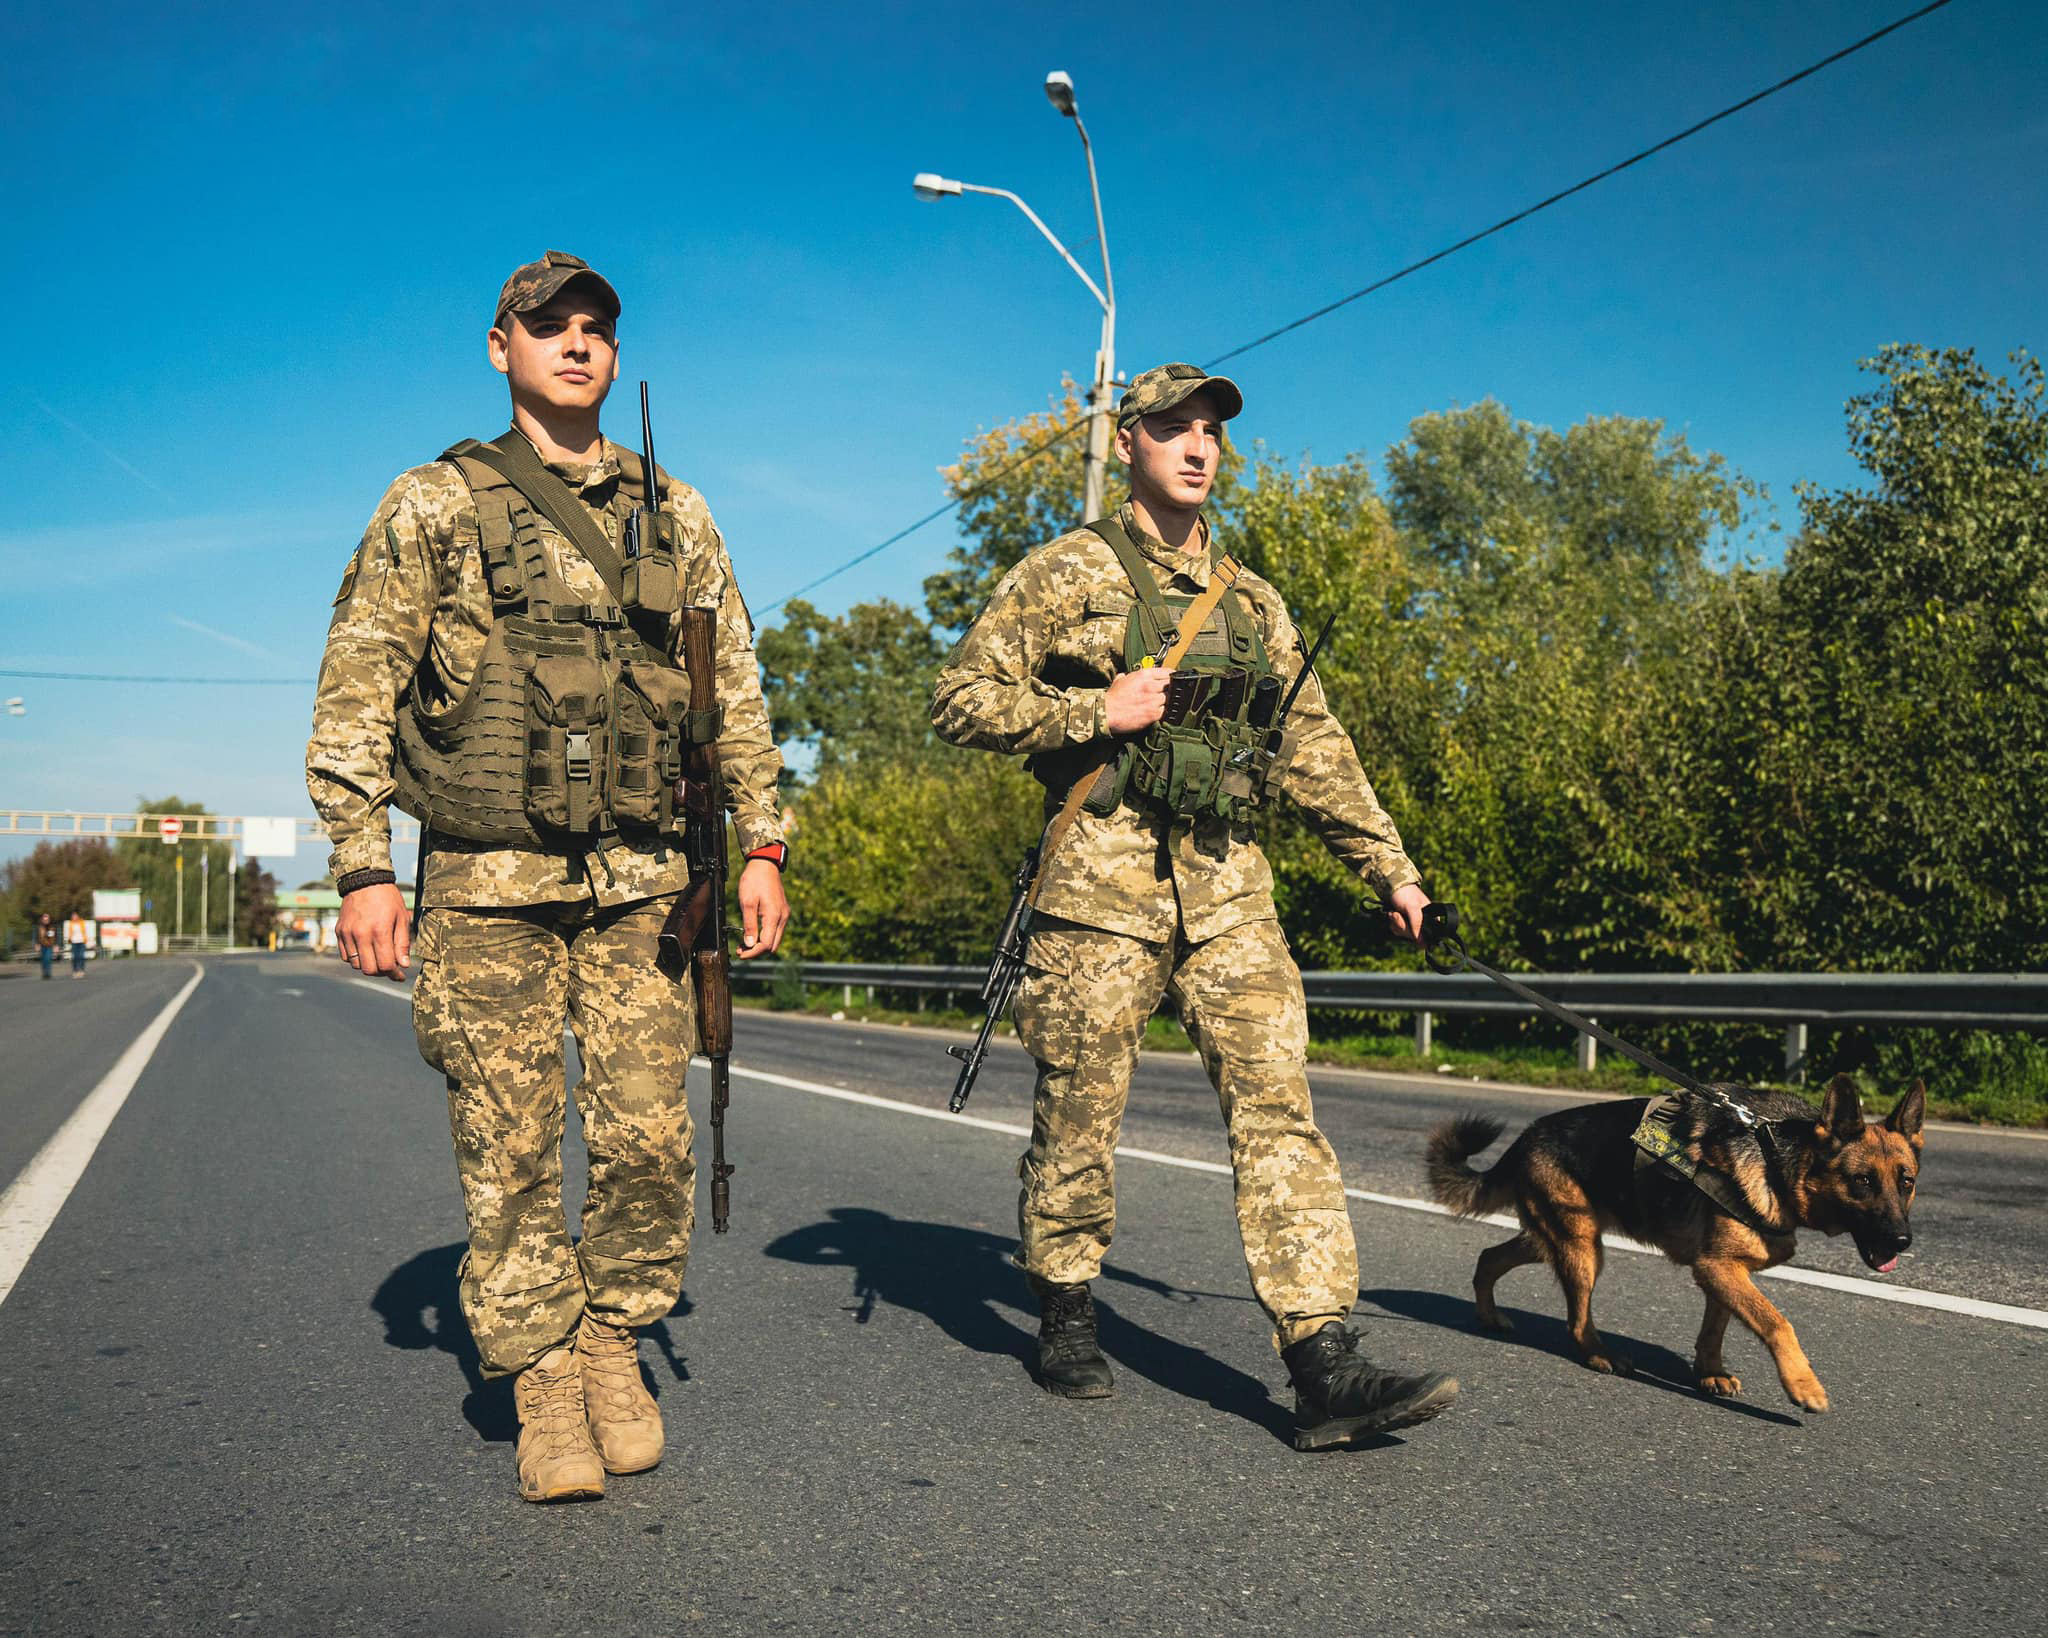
[0, 669, 311, 685]
[756, 414, 1092, 616]
[1206, 0, 1954, 368]
[759, 0, 1954, 613]
[7, 2, 1959, 679]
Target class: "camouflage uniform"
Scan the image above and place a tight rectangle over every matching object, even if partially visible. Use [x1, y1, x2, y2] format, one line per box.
[931, 378, 1418, 1348]
[308, 393, 783, 1378]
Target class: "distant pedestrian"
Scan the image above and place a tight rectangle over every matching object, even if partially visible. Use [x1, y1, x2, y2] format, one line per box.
[63, 912, 89, 977]
[35, 913, 58, 979]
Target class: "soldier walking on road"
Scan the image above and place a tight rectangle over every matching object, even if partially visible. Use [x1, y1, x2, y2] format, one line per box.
[931, 364, 1458, 1451]
[307, 252, 791, 1502]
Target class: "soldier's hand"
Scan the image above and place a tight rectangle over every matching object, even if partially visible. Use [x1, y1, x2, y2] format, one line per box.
[1104, 667, 1174, 735]
[1386, 881, 1432, 946]
[735, 857, 789, 960]
[336, 881, 411, 979]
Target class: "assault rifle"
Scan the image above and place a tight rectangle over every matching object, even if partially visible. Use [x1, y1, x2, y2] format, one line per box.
[662, 607, 734, 1231]
[946, 586, 1337, 1114]
[945, 848, 1039, 1112]
[646, 386, 735, 1232]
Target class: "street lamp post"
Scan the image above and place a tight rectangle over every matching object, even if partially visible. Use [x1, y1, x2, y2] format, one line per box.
[1044, 71, 1118, 522]
[913, 69, 1118, 523]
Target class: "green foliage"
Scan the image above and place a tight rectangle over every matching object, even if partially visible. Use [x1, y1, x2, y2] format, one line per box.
[757, 596, 948, 770]
[785, 753, 1042, 964]
[235, 859, 280, 946]
[761, 346, 2043, 1116]
[767, 952, 809, 1011]
[115, 797, 234, 939]
[2, 839, 134, 932]
[921, 384, 1249, 634]
[1570, 346, 2047, 974]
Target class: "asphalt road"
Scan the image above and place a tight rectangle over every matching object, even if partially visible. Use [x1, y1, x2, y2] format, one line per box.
[3, 954, 2044, 1635]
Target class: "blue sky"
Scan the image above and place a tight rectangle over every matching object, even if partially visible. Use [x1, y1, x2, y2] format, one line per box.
[2, 0, 2042, 875]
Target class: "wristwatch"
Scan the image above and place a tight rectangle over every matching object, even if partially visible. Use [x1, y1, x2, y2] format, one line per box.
[744, 841, 789, 871]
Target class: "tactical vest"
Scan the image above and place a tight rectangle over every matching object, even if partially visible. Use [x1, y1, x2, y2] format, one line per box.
[1078, 516, 1276, 824]
[390, 437, 719, 849]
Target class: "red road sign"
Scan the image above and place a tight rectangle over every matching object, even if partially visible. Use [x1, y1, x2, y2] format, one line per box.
[158, 815, 184, 844]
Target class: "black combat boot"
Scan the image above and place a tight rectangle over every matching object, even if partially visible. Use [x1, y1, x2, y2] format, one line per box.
[1282, 1322, 1458, 1452]
[1033, 1279, 1114, 1399]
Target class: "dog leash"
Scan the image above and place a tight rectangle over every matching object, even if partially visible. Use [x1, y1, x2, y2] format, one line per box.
[1418, 905, 1732, 1106]
[1418, 905, 1788, 1233]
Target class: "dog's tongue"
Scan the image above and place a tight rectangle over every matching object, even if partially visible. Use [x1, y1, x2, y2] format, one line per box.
[1876, 1255, 1899, 1274]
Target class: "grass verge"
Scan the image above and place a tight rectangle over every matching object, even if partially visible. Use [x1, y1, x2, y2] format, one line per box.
[733, 984, 2047, 1128]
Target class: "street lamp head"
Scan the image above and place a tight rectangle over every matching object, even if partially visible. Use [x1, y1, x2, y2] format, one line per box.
[1044, 70, 1077, 117]
[912, 172, 963, 200]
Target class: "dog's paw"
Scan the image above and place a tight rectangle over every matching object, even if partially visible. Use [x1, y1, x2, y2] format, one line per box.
[1476, 1310, 1515, 1335]
[1582, 1351, 1624, 1376]
[1784, 1373, 1830, 1414]
[1696, 1372, 1742, 1398]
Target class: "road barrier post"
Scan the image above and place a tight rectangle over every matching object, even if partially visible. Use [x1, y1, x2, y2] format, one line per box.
[1784, 1021, 1809, 1082]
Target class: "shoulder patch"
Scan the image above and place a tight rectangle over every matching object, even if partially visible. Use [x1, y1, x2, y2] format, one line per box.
[332, 547, 362, 606]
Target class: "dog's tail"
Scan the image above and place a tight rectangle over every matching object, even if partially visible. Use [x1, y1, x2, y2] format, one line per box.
[1426, 1115, 1512, 1217]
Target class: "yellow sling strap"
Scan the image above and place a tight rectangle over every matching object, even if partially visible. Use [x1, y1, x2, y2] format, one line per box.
[1025, 553, 1243, 907]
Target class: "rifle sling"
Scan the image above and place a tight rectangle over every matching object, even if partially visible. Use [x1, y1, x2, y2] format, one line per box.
[1026, 551, 1243, 908]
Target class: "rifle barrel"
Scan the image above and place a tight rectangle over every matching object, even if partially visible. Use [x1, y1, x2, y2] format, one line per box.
[639, 382, 659, 506]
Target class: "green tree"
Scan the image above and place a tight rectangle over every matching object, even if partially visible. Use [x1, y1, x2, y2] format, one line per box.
[757, 597, 948, 770]
[115, 797, 233, 939]
[1661, 347, 2047, 971]
[1377, 403, 1755, 970]
[785, 754, 1043, 964]
[922, 384, 1250, 634]
[235, 859, 280, 946]
[2, 840, 133, 933]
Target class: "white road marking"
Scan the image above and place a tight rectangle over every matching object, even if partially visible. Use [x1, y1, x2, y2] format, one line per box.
[717, 1065, 2048, 1333]
[0, 963, 204, 1308]
[346, 980, 2048, 1332]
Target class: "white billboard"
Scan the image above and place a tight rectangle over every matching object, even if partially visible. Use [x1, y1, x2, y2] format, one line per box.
[241, 817, 300, 859]
[92, 889, 142, 921]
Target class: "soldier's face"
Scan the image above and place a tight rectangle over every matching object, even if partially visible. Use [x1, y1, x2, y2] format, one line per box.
[489, 291, 619, 413]
[1118, 390, 1224, 511]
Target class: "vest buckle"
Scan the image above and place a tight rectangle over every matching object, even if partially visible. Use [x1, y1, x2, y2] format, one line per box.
[566, 732, 593, 781]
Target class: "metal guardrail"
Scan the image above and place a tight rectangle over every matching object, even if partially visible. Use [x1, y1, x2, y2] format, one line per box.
[733, 961, 2048, 1076]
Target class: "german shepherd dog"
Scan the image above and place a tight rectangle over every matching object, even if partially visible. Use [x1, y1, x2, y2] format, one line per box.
[1426, 1075, 1924, 1412]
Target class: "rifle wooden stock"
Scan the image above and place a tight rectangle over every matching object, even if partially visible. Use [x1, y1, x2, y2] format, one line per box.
[672, 606, 736, 1230]
[695, 948, 733, 1057]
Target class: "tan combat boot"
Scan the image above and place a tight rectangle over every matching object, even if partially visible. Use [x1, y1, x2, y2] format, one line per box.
[576, 1313, 664, 1475]
[512, 1344, 606, 1503]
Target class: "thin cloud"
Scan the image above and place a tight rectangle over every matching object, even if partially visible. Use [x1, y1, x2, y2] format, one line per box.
[31, 396, 181, 506]
[167, 615, 282, 663]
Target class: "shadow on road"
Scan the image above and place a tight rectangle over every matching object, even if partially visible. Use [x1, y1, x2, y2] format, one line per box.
[1361, 1285, 1802, 1426]
[371, 1243, 694, 1443]
[762, 1207, 1296, 1444]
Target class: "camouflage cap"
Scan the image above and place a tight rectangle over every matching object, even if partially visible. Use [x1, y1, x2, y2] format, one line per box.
[493, 250, 621, 327]
[1116, 362, 1244, 428]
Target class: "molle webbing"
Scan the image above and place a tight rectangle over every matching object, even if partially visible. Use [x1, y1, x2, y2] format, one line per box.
[1078, 515, 1271, 823]
[389, 438, 707, 848]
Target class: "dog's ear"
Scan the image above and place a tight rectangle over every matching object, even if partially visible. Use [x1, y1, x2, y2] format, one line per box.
[1817, 1074, 1865, 1145]
[1886, 1079, 1927, 1145]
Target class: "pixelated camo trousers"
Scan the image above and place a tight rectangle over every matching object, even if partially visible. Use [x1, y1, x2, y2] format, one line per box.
[413, 896, 695, 1377]
[1010, 915, 1357, 1347]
